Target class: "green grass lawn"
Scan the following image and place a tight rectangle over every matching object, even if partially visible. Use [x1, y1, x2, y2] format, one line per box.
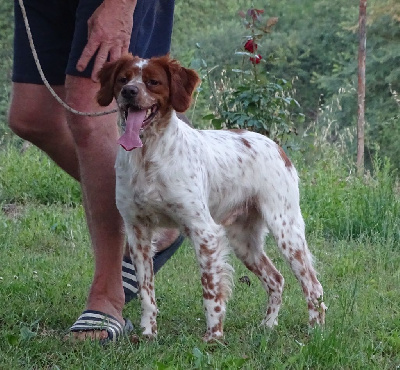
[1, 145, 399, 369]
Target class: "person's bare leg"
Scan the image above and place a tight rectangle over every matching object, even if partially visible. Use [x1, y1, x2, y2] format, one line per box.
[8, 83, 80, 181]
[8, 79, 123, 340]
[64, 75, 125, 340]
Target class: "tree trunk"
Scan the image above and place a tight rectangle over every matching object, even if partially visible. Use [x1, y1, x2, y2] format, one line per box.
[357, 0, 367, 176]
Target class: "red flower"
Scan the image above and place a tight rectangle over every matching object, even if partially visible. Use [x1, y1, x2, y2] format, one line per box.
[250, 54, 262, 64]
[244, 39, 258, 53]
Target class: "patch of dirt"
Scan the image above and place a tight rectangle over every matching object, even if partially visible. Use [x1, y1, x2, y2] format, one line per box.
[2, 203, 24, 219]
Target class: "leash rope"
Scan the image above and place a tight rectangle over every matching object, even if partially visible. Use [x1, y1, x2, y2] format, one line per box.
[18, 0, 117, 117]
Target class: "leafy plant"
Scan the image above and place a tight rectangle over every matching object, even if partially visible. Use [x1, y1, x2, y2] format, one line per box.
[195, 8, 304, 146]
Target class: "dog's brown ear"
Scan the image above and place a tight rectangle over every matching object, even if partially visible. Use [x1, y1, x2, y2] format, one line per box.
[166, 59, 201, 113]
[96, 62, 118, 106]
[96, 54, 134, 106]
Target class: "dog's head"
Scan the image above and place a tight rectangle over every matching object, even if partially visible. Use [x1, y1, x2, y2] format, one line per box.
[96, 54, 200, 150]
[97, 54, 200, 150]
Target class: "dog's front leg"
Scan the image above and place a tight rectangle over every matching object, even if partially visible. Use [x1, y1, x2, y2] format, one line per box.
[126, 224, 157, 338]
[189, 221, 233, 342]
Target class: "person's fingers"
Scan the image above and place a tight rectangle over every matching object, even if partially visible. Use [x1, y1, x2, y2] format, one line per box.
[77, 40, 126, 81]
[122, 37, 130, 56]
[109, 46, 122, 64]
[91, 43, 112, 82]
[76, 39, 101, 72]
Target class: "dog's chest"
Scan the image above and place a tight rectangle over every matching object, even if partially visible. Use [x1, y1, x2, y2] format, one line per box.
[115, 150, 176, 226]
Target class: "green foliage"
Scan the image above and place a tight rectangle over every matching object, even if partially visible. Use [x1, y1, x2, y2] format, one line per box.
[207, 76, 302, 143]
[269, 1, 400, 167]
[173, 0, 400, 167]
[299, 150, 400, 244]
[173, 0, 249, 66]
[191, 8, 303, 145]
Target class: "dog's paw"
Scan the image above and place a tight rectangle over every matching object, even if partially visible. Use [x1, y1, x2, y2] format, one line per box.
[202, 331, 224, 343]
[309, 300, 327, 326]
[141, 322, 157, 339]
[261, 317, 278, 328]
[142, 333, 157, 341]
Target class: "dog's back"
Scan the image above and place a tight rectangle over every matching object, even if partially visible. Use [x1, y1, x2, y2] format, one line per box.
[118, 113, 299, 229]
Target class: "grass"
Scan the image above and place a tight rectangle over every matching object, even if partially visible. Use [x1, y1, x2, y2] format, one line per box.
[1, 144, 400, 369]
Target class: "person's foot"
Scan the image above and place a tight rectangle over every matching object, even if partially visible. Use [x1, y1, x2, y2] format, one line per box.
[69, 269, 125, 341]
[70, 310, 133, 343]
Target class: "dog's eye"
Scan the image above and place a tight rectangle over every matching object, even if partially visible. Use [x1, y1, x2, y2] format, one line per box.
[118, 76, 128, 84]
[147, 79, 160, 86]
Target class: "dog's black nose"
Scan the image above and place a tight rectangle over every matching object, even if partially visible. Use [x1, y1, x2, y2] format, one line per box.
[121, 85, 139, 99]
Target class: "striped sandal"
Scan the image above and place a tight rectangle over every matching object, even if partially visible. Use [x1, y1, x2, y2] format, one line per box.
[70, 310, 134, 344]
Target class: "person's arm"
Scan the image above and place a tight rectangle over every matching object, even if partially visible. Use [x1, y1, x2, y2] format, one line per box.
[76, 0, 137, 82]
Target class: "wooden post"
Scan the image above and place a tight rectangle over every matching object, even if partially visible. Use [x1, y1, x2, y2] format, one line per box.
[357, 0, 367, 176]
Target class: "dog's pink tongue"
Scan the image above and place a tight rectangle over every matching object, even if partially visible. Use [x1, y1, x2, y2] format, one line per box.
[117, 109, 146, 151]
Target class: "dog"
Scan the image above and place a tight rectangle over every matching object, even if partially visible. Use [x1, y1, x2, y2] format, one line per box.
[96, 54, 326, 342]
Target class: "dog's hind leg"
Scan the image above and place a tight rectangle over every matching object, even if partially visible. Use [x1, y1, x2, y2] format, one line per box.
[125, 223, 158, 338]
[226, 215, 284, 328]
[264, 207, 326, 326]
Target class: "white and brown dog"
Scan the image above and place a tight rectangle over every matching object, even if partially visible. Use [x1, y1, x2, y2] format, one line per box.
[97, 54, 326, 342]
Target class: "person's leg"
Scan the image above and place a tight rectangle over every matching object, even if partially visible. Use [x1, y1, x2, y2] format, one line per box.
[64, 75, 126, 340]
[6, 78, 122, 341]
[8, 83, 80, 181]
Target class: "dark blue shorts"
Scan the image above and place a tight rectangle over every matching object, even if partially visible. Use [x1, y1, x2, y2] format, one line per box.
[12, 0, 174, 85]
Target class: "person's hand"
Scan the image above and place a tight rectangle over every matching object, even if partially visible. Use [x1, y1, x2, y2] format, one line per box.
[76, 0, 137, 82]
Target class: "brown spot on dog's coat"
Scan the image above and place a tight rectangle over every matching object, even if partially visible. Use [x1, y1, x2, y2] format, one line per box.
[273, 272, 283, 285]
[294, 250, 303, 263]
[278, 146, 292, 168]
[241, 138, 252, 149]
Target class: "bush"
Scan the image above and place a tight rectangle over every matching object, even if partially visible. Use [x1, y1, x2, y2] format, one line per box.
[191, 7, 303, 146]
